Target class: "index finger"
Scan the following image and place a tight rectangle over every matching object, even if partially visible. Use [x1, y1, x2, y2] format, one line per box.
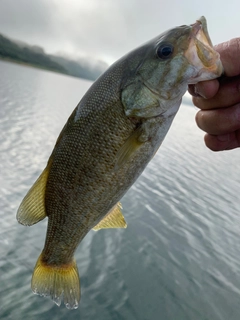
[192, 75, 240, 109]
[188, 79, 219, 99]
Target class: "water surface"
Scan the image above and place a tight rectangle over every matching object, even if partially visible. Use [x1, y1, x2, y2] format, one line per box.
[1, 60, 240, 320]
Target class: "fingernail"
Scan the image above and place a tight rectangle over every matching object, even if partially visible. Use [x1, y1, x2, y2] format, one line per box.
[194, 84, 207, 99]
[188, 84, 198, 97]
[217, 134, 230, 142]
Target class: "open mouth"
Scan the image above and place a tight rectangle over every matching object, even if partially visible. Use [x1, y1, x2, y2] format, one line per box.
[184, 16, 223, 82]
[191, 16, 213, 48]
[191, 17, 217, 68]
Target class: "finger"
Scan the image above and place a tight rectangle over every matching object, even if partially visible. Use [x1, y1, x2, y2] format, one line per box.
[195, 103, 240, 135]
[189, 38, 240, 103]
[204, 131, 240, 151]
[193, 75, 240, 109]
[188, 79, 219, 98]
[215, 38, 240, 77]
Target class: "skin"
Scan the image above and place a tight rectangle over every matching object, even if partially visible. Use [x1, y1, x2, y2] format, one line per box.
[188, 38, 240, 151]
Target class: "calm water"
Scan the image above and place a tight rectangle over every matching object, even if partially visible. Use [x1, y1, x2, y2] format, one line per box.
[1, 60, 240, 320]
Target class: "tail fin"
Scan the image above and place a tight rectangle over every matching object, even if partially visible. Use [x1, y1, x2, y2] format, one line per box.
[31, 253, 80, 309]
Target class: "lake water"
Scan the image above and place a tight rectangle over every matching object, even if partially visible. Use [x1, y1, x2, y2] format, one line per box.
[1, 60, 240, 320]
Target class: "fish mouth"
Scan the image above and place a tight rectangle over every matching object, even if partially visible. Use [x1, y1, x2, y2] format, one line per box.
[185, 16, 223, 83]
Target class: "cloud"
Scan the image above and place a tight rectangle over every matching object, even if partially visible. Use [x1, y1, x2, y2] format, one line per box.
[0, 0, 240, 64]
[0, 0, 55, 38]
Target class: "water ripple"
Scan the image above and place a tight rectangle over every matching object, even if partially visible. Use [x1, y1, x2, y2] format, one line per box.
[1, 61, 240, 320]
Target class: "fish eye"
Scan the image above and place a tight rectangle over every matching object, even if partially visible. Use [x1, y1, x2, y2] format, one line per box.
[156, 44, 174, 59]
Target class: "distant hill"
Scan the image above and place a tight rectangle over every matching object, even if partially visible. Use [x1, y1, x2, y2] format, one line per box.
[0, 34, 67, 74]
[50, 55, 108, 81]
[0, 34, 108, 81]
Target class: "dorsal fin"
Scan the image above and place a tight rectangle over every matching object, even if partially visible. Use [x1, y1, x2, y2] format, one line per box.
[17, 166, 50, 226]
[92, 202, 127, 231]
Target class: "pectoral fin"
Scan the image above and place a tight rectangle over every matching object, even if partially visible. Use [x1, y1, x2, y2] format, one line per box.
[17, 165, 50, 226]
[115, 126, 144, 168]
[93, 202, 127, 231]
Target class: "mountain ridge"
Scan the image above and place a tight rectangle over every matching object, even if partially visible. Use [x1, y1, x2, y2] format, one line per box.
[0, 34, 108, 81]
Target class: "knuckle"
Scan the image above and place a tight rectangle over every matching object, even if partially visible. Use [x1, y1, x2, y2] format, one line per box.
[236, 79, 240, 95]
[195, 110, 205, 129]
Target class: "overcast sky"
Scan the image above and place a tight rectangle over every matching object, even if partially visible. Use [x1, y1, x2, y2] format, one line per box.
[0, 0, 240, 65]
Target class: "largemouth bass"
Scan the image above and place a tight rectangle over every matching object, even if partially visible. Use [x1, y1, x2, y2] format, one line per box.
[17, 16, 223, 309]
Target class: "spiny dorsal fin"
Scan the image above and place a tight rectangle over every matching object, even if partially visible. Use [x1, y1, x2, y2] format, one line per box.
[93, 202, 127, 231]
[17, 166, 49, 226]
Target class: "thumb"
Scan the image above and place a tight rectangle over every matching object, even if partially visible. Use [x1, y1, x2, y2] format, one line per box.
[215, 38, 240, 77]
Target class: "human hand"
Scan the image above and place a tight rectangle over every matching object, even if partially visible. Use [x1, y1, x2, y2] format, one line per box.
[188, 38, 240, 151]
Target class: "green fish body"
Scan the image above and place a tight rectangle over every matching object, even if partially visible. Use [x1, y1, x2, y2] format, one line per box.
[17, 17, 223, 309]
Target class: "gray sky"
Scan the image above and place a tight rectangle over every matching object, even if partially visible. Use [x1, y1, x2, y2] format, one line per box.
[0, 0, 239, 64]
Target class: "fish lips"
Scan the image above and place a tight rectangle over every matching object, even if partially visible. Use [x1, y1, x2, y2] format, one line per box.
[185, 16, 223, 83]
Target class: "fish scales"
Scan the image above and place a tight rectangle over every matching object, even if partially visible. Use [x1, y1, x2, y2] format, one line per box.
[17, 16, 223, 309]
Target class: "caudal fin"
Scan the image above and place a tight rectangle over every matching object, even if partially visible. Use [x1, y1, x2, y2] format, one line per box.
[31, 253, 80, 309]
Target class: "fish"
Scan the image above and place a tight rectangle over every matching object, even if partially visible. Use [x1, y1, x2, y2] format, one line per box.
[17, 16, 223, 309]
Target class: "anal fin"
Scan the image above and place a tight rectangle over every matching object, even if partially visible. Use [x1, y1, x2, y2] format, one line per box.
[93, 202, 127, 231]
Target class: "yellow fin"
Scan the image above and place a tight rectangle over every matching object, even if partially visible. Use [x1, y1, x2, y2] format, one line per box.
[31, 253, 80, 309]
[115, 126, 143, 168]
[17, 167, 49, 226]
[93, 202, 127, 231]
